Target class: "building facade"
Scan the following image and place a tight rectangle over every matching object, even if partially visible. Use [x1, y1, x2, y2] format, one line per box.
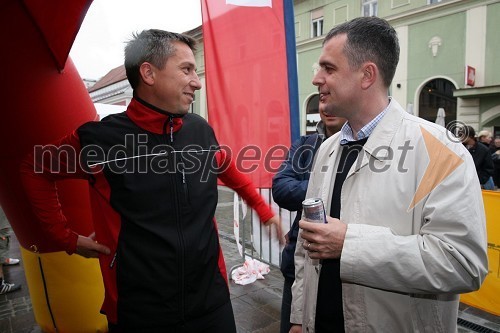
[193, 0, 500, 137]
[89, 0, 500, 137]
[298, 0, 500, 135]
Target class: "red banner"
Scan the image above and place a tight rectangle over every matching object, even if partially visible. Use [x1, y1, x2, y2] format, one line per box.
[202, 0, 298, 188]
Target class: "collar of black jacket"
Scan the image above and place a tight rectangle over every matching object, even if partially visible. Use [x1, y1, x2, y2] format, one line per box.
[126, 96, 184, 135]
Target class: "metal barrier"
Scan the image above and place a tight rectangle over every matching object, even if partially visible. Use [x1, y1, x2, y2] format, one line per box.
[230, 188, 500, 318]
[230, 189, 296, 276]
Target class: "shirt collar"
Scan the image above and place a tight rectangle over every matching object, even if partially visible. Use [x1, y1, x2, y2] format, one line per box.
[126, 97, 184, 135]
[340, 98, 392, 145]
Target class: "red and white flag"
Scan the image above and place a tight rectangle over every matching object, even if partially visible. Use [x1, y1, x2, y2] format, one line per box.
[202, 0, 299, 188]
[226, 0, 272, 7]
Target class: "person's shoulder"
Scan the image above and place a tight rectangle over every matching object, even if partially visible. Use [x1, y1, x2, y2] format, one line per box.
[321, 131, 340, 146]
[475, 141, 490, 153]
[312, 131, 340, 158]
[79, 112, 128, 129]
[288, 133, 324, 152]
[398, 109, 456, 144]
[393, 109, 470, 158]
[182, 113, 214, 129]
[77, 112, 132, 141]
[181, 114, 218, 142]
[183, 113, 207, 124]
[296, 133, 318, 145]
[100, 111, 129, 123]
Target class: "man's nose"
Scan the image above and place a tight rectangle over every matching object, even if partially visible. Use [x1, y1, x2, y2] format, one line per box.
[191, 73, 202, 90]
[312, 71, 324, 86]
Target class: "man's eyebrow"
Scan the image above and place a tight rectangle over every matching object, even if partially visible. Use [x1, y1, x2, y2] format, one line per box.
[319, 61, 334, 68]
[180, 61, 196, 69]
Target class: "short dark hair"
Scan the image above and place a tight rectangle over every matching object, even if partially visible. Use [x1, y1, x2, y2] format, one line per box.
[124, 29, 196, 89]
[323, 17, 399, 87]
[458, 125, 476, 139]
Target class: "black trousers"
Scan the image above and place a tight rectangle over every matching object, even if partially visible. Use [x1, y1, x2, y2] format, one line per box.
[280, 277, 294, 333]
[113, 301, 237, 333]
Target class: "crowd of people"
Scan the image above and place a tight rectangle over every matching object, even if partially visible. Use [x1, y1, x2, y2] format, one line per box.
[6, 16, 491, 333]
[477, 130, 500, 189]
[458, 126, 499, 190]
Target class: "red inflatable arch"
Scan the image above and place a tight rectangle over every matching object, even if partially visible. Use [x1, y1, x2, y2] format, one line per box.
[0, 0, 107, 331]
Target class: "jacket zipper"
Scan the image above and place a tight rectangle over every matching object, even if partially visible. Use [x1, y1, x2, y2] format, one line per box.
[164, 116, 186, 323]
[168, 116, 189, 204]
[109, 252, 117, 268]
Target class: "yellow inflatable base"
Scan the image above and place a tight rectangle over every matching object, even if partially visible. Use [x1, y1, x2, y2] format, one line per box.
[460, 190, 500, 316]
[21, 247, 108, 333]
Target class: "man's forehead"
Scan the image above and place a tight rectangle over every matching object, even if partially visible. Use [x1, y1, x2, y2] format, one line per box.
[323, 34, 346, 50]
[169, 45, 196, 62]
[319, 36, 346, 61]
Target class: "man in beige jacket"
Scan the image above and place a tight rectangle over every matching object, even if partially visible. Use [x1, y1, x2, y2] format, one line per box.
[290, 17, 488, 333]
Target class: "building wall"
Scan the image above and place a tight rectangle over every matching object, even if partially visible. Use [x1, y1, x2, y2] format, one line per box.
[192, 0, 500, 135]
[406, 11, 465, 117]
[296, 41, 322, 133]
[485, 2, 500, 87]
[291, 0, 500, 134]
[191, 30, 206, 118]
[294, 0, 331, 43]
[379, 0, 421, 15]
[482, 97, 500, 126]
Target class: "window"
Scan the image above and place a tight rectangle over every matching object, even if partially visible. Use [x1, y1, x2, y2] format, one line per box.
[311, 18, 323, 38]
[428, 0, 442, 4]
[362, 0, 377, 17]
[311, 8, 324, 38]
[306, 94, 320, 134]
[418, 79, 457, 127]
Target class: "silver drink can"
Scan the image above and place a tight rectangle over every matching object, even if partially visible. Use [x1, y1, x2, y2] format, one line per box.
[302, 198, 326, 223]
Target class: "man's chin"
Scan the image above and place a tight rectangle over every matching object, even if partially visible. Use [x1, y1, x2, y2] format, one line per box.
[319, 104, 336, 116]
[173, 109, 190, 116]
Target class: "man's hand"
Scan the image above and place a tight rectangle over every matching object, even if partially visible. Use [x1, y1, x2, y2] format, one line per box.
[299, 215, 347, 259]
[75, 232, 111, 258]
[265, 215, 284, 245]
[289, 324, 302, 333]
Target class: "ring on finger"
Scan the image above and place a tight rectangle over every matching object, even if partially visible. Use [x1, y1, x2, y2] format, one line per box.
[307, 242, 311, 249]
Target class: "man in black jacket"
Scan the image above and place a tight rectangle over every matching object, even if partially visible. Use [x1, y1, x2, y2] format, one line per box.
[22, 30, 282, 333]
[458, 125, 494, 189]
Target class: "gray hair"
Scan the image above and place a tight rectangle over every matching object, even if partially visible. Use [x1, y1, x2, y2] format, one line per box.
[124, 29, 196, 89]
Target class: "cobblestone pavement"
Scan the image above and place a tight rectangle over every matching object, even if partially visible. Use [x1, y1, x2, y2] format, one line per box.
[0, 220, 38, 333]
[0, 188, 498, 332]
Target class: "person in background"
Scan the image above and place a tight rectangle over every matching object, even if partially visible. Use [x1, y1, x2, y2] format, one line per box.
[21, 29, 282, 333]
[290, 17, 488, 333]
[459, 125, 494, 190]
[477, 130, 493, 148]
[490, 137, 500, 188]
[489, 136, 500, 155]
[0, 207, 21, 295]
[272, 103, 345, 333]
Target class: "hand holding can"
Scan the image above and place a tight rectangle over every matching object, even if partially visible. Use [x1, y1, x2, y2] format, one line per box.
[302, 198, 326, 224]
[302, 198, 326, 266]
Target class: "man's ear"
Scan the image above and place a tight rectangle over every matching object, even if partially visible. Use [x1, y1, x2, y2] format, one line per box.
[360, 62, 377, 90]
[139, 62, 155, 86]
